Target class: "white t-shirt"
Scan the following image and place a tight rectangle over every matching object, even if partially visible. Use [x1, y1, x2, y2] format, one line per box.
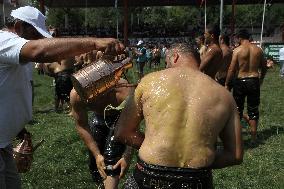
[25, 62, 34, 82]
[279, 47, 284, 61]
[0, 30, 32, 148]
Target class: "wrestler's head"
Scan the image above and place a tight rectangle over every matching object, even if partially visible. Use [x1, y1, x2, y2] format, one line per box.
[166, 43, 200, 68]
[195, 35, 205, 47]
[220, 34, 230, 46]
[235, 29, 250, 44]
[204, 24, 220, 44]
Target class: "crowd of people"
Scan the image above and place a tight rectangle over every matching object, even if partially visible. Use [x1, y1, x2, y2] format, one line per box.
[52, 23, 198, 39]
[0, 5, 279, 189]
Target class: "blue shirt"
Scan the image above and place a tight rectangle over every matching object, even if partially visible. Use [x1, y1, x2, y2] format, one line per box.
[137, 47, 147, 63]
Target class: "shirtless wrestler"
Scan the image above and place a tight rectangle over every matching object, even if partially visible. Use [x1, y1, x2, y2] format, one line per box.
[44, 57, 75, 111]
[195, 35, 207, 60]
[225, 29, 267, 141]
[216, 34, 233, 90]
[70, 78, 133, 189]
[115, 43, 243, 189]
[199, 24, 223, 79]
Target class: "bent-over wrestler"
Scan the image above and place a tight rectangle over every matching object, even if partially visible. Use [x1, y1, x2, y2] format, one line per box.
[70, 78, 133, 189]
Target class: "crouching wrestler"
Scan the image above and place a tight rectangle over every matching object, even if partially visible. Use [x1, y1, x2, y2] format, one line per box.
[70, 78, 133, 189]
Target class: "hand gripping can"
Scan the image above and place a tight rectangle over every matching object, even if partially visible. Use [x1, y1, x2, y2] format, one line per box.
[71, 57, 133, 103]
[13, 133, 44, 173]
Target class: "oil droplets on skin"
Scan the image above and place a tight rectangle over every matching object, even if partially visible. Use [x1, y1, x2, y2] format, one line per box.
[179, 73, 188, 79]
[149, 81, 170, 101]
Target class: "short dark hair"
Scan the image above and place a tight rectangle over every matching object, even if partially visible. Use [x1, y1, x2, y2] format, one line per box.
[196, 35, 205, 43]
[168, 43, 201, 64]
[12, 18, 34, 29]
[236, 29, 250, 40]
[266, 55, 273, 61]
[220, 34, 230, 46]
[5, 17, 16, 28]
[206, 24, 220, 38]
[20, 20, 33, 28]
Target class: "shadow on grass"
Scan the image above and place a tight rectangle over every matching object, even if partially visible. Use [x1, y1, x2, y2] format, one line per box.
[27, 119, 39, 125]
[33, 83, 42, 88]
[243, 126, 283, 149]
[34, 107, 55, 114]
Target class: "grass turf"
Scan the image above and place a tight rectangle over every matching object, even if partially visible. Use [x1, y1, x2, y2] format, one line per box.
[21, 62, 283, 189]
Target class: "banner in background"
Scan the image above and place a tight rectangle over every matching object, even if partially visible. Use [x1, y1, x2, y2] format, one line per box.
[263, 43, 284, 63]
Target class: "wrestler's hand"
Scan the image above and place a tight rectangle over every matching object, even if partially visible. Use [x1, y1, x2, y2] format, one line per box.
[16, 128, 30, 140]
[113, 157, 129, 179]
[95, 154, 107, 180]
[94, 38, 125, 56]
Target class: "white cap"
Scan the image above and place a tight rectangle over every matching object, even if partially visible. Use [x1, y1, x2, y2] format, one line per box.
[11, 6, 52, 38]
[137, 40, 144, 46]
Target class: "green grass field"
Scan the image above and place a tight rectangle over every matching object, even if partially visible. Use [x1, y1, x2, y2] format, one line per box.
[21, 62, 283, 189]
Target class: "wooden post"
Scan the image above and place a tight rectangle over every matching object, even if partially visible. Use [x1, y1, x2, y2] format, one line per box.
[39, 0, 46, 15]
[123, 0, 129, 46]
[230, 0, 236, 45]
[281, 23, 284, 42]
[220, 0, 223, 34]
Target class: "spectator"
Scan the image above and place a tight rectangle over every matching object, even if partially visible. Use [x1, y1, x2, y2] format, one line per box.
[266, 56, 274, 69]
[152, 45, 161, 69]
[134, 40, 147, 80]
[146, 45, 153, 69]
[279, 46, 284, 77]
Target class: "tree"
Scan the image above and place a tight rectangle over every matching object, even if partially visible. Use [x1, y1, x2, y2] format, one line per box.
[42, 3, 284, 37]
